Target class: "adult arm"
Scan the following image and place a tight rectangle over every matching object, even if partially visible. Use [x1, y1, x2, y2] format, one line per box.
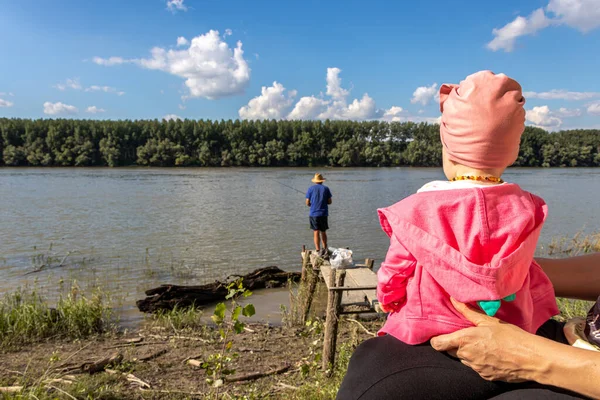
[305, 199, 310, 207]
[431, 298, 600, 399]
[536, 253, 600, 301]
[327, 198, 332, 205]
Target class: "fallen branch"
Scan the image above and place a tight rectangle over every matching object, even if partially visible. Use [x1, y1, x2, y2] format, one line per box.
[125, 373, 151, 389]
[182, 354, 203, 364]
[137, 349, 168, 362]
[81, 353, 123, 374]
[347, 318, 376, 337]
[0, 387, 23, 393]
[145, 333, 209, 343]
[276, 382, 299, 391]
[186, 359, 203, 368]
[226, 364, 290, 383]
[105, 369, 151, 389]
[54, 342, 94, 372]
[238, 347, 270, 353]
[107, 341, 164, 349]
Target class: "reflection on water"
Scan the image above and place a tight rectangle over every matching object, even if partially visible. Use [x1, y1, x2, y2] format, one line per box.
[1, 167, 599, 325]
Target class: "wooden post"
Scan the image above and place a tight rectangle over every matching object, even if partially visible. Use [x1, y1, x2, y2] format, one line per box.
[365, 258, 375, 271]
[301, 264, 318, 325]
[301, 246, 308, 283]
[322, 269, 346, 372]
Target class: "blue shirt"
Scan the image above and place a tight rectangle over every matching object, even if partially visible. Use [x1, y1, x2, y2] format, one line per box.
[306, 184, 332, 217]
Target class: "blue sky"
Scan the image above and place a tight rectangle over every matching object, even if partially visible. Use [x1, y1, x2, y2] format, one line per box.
[1, 0, 600, 130]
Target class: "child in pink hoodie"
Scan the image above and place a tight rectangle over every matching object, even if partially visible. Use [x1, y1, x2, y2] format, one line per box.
[377, 71, 559, 345]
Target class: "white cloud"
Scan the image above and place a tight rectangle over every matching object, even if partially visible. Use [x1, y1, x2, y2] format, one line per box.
[241, 68, 382, 121]
[523, 89, 600, 100]
[410, 83, 438, 106]
[547, 0, 600, 32]
[344, 94, 377, 120]
[163, 114, 182, 121]
[86, 106, 106, 114]
[0, 92, 14, 97]
[288, 96, 330, 120]
[325, 67, 349, 100]
[178, 104, 186, 110]
[43, 101, 78, 115]
[92, 56, 128, 66]
[176, 36, 189, 47]
[224, 29, 233, 37]
[85, 85, 125, 96]
[167, 0, 187, 12]
[487, 8, 551, 52]
[0, 98, 14, 107]
[96, 31, 250, 100]
[487, 0, 600, 52]
[54, 78, 82, 91]
[526, 105, 563, 130]
[238, 81, 297, 120]
[587, 102, 600, 115]
[554, 107, 582, 117]
[384, 106, 404, 117]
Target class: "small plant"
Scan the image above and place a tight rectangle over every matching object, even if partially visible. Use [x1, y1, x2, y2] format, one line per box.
[299, 319, 324, 378]
[201, 279, 255, 392]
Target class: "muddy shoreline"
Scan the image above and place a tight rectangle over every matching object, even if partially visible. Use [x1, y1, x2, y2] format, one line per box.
[0, 318, 381, 399]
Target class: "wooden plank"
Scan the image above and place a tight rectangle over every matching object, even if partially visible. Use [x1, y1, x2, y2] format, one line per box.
[321, 265, 369, 306]
[328, 286, 376, 291]
[345, 268, 378, 304]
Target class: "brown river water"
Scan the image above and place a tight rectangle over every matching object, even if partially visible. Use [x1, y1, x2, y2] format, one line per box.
[1, 167, 599, 326]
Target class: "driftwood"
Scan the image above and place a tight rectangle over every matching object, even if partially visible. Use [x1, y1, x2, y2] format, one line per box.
[137, 266, 300, 313]
[226, 363, 291, 383]
[57, 353, 123, 375]
[137, 348, 168, 362]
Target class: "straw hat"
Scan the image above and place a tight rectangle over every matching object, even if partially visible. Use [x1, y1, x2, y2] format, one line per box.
[311, 173, 326, 183]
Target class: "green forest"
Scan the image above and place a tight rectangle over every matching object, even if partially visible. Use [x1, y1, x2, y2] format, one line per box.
[1, 118, 599, 167]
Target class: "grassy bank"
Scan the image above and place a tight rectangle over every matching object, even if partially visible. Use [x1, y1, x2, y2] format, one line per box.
[0, 283, 114, 348]
[1, 233, 598, 399]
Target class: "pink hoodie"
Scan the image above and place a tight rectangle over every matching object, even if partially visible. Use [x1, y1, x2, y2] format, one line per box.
[377, 183, 559, 344]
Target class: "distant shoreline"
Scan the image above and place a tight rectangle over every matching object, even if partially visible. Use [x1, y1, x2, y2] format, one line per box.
[1, 118, 599, 168]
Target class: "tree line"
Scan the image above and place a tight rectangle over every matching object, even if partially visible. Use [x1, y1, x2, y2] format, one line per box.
[0, 118, 599, 167]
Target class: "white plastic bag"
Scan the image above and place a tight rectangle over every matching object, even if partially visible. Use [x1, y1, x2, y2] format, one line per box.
[329, 248, 354, 269]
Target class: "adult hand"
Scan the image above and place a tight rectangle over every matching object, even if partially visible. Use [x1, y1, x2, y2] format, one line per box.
[430, 298, 545, 383]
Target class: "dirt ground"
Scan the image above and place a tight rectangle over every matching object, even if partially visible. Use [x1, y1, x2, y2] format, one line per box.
[0, 318, 381, 399]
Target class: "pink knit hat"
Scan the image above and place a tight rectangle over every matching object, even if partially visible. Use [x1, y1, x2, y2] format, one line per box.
[439, 70, 526, 170]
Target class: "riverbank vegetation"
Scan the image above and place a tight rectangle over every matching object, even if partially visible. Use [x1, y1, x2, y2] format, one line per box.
[0, 283, 113, 349]
[1, 233, 598, 399]
[1, 118, 599, 167]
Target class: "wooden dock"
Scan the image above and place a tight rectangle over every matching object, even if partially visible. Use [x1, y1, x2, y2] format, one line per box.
[300, 246, 380, 371]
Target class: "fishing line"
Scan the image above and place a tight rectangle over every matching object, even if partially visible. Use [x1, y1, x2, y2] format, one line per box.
[269, 178, 306, 196]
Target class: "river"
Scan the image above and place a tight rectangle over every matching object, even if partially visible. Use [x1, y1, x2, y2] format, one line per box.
[1, 167, 599, 325]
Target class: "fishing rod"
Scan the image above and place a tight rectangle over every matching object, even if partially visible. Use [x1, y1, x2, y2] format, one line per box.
[270, 178, 306, 196]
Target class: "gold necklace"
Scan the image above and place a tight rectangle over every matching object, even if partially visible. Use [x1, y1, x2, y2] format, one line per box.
[451, 175, 505, 184]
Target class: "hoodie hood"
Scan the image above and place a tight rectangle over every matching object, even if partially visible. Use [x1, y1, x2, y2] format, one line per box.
[378, 183, 547, 303]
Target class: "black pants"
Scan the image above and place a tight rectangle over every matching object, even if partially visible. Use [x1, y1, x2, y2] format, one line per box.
[337, 320, 588, 400]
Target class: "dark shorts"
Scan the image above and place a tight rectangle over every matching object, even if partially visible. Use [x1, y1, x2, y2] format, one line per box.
[309, 216, 329, 231]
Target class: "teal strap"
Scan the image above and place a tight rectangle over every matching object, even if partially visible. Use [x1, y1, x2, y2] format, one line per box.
[477, 294, 516, 316]
[477, 300, 501, 316]
[503, 293, 516, 302]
